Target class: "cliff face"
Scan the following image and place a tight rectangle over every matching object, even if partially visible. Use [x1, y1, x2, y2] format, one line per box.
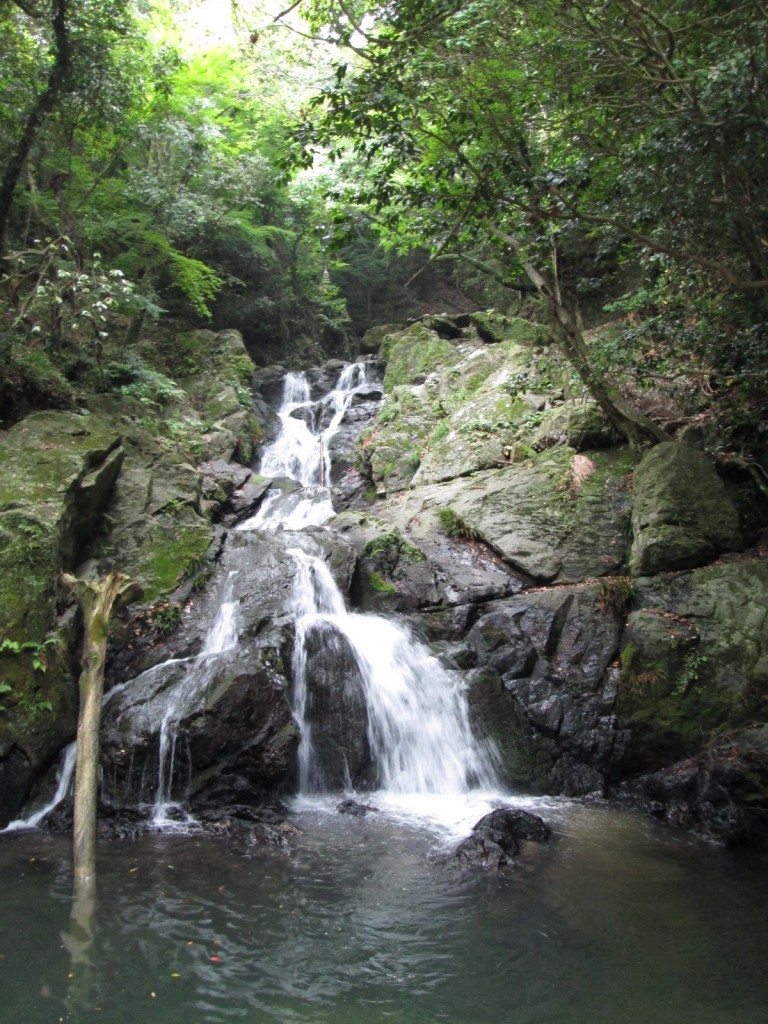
[0, 329, 261, 826]
[324, 315, 768, 844]
[2, 315, 766, 845]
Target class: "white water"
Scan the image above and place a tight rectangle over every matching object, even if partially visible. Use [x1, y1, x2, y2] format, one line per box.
[233, 362, 508, 834]
[152, 573, 239, 824]
[0, 742, 77, 833]
[237, 364, 371, 531]
[288, 543, 504, 834]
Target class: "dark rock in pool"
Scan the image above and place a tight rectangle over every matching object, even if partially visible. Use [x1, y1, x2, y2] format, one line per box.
[336, 799, 379, 816]
[452, 807, 552, 870]
[474, 807, 552, 843]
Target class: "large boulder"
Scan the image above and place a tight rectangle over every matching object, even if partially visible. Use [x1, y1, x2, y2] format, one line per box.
[616, 558, 768, 772]
[465, 582, 625, 795]
[629, 442, 742, 575]
[99, 529, 307, 810]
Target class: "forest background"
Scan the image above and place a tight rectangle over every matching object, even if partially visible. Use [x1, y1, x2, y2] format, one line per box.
[1, 0, 767, 466]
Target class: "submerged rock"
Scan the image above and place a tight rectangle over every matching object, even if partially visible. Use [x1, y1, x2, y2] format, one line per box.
[336, 799, 379, 816]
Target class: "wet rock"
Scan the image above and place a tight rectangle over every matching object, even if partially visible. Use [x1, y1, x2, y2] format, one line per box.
[475, 807, 552, 842]
[337, 799, 379, 816]
[465, 584, 624, 794]
[621, 727, 768, 847]
[452, 807, 551, 869]
[299, 620, 373, 790]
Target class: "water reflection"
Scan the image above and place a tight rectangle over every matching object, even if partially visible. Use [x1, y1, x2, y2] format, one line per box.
[0, 805, 766, 1024]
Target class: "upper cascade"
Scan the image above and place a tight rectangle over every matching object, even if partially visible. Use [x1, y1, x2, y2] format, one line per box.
[239, 362, 377, 531]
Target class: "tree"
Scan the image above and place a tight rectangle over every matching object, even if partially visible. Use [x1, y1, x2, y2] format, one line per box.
[60, 570, 142, 886]
[290, 0, 768, 442]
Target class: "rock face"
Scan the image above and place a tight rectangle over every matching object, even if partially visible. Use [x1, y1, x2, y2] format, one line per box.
[99, 530, 304, 812]
[0, 329, 262, 826]
[2, 312, 766, 849]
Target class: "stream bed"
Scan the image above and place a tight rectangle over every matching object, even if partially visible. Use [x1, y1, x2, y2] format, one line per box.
[1, 801, 766, 1024]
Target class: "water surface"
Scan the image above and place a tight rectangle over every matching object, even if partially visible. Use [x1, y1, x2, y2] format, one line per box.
[1, 803, 766, 1024]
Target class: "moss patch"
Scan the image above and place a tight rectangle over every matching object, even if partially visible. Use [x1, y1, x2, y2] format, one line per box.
[383, 324, 456, 389]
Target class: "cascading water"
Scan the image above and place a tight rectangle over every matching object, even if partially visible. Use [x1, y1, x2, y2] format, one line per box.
[288, 544, 501, 826]
[238, 363, 373, 531]
[237, 361, 504, 830]
[0, 742, 77, 833]
[152, 572, 240, 823]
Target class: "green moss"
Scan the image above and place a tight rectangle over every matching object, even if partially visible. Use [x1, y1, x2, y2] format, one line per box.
[369, 572, 397, 594]
[134, 521, 212, 602]
[383, 325, 455, 389]
[435, 507, 481, 541]
[362, 532, 425, 566]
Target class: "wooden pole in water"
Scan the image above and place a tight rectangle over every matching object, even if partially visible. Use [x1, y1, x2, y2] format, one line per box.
[60, 571, 142, 885]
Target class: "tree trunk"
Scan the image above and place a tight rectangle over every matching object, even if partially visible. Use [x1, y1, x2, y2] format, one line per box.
[491, 227, 672, 446]
[0, 0, 70, 253]
[60, 570, 142, 885]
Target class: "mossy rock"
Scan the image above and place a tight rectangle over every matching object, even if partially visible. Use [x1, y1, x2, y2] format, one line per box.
[617, 559, 768, 771]
[629, 442, 742, 575]
[469, 312, 547, 347]
[107, 518, 213, 604]
[329, 510, 434, 611]
[529, 399, 615, 451]
[435, 446, 632, 582]
[0, 633, 79, 828]
[360, 323, 401, 355]
[382, 323, 457, 389]
[0, 411, 124, 640]
[467, 666, 551, 789]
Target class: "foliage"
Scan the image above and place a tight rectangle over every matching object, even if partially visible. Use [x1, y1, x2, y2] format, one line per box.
[0, 0, 368, 428]
[0, 636, 56, 714]
[596, 576, 635, 617]
[435, 507, 480, 541]
[293, 0, 768, 448]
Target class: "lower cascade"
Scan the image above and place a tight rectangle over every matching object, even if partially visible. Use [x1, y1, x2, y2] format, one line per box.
[289, 542, 501, 824]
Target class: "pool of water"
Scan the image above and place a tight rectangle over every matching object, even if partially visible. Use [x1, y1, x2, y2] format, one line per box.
[1, 801, 766, 1024]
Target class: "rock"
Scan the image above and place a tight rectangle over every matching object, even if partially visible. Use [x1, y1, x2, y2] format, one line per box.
[378, 447, 633, 584]
[298, 619, 373, 790]
[629, 442, 742, 575]
[359, 324, 401, 355]
[99, 529, 306, 810]
[0, 410, 124, 639]
[337, 798, 379, 815]
[474, 807, 552, 842]
[617, 559, 768, 773]
[530, 399, 616, 451]
[465, 583, 624, 793]
[621, 726, 768, 846]
[452, 806, 551, 869]
[382, 323, 459, 389]
[469, 312, 547, 346]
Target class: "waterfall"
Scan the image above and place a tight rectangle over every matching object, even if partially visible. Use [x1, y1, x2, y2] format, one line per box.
[235, 360, 503, 827]
[289, 545, 500, 811]
[152, 573, 239, 824]
[237, 364, 372, 531]
[0, 742, 77, 833]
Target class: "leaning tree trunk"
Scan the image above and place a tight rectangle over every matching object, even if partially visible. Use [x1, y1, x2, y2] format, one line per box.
[491, 227, 672, 446]
[60, 570, 142, 886]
